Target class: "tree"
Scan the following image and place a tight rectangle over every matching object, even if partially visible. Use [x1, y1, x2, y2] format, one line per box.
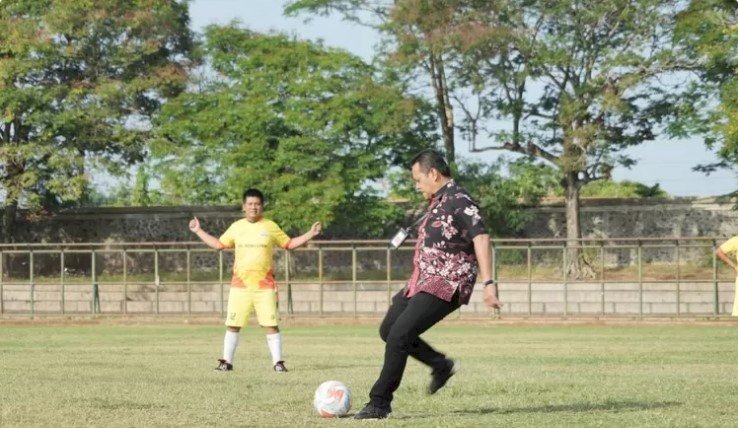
[285, 0, 463, 169]
[673, 0, 738, 181]
[451, 0, 695, 275]
[149, 24, 435, 233]
[0, 0, 195, 241]
[287, 0, 694, 275]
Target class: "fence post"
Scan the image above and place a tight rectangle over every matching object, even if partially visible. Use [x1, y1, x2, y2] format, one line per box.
[30, 249, 35, 319]
[562, 243, 567, 318]
[386, 247, 392, 313]
[186, 247, 191, 316]
[319, 247, 324, 317]
[123, 249, 128, 315]
[676, 240, 681, 317]
[285, 250, 292, 315]
[713, 239, 719, 316]
[600, 242, 605, 316]
[154, 248, 160, 315]
[527, 242, 532, 316]
[492, 242, 499, 319]
[352, 245, 357, 318]
[219, 251, 224, 317]
[91, 249, 98, 314]
[637, 241, 643, 318]
[60, 250, 65, 315]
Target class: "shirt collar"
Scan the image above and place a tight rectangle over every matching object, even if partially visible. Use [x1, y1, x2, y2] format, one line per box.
[431, 179, 454, 202]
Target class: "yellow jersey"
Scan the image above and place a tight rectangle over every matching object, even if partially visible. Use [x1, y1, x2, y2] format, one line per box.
[720, 236, 738, 263]
[219, 218, 291, 289]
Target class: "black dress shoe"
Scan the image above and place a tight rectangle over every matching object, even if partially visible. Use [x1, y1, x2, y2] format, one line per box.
[428, 358, 457, 394]
[353, 403, 391, 420]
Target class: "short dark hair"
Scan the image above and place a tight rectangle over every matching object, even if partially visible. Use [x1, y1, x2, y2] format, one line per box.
[410, 149, 451, 177]
[242, 188, 264, 204]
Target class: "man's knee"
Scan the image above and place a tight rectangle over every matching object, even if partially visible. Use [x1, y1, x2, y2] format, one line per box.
[379, 322, 391, 342]
[385, 329, 414, 352]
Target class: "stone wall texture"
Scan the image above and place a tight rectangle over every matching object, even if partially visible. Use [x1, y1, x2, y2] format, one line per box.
[6, 197, 738, 243]
[524, 197, 738, 239]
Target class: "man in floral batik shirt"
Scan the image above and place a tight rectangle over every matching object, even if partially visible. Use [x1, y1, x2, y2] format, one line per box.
[354, 149, 503, 420]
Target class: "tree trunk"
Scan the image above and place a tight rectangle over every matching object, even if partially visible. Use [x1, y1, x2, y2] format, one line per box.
[428, 52, 455, 167]
[2, 200, 18, 243]
[564, 172, 594, 279]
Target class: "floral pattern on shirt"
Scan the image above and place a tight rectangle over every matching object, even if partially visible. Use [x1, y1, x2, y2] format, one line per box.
[406, 180, 487, 305]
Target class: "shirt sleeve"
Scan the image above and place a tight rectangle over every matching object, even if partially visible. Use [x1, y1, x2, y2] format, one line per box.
[719, 236, 738, 255]
[270, 221, 291, 249]
[218, 223, 236, 248]
[454, 194, 488, 240]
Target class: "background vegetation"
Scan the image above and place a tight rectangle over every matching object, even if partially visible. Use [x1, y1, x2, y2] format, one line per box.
[2, 0, 737, 241]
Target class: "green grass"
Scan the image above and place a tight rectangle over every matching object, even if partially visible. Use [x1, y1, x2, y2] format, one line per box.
[2, 322, 738, 427]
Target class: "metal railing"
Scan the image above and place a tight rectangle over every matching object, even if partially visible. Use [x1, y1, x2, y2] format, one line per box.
[0, 237, 735, 319]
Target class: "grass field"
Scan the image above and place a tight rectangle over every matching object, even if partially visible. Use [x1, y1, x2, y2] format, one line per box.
[2, 321, 738, 427]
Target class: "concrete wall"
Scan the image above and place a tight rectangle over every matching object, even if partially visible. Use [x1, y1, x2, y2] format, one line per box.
[7, 206, 241, 243]
[2, 280, 734, 318]
[524, 197, 738, 238]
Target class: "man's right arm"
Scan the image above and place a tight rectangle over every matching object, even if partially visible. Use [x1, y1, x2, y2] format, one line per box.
[189, 217, 226, 250]
[716, 247, 738, 273]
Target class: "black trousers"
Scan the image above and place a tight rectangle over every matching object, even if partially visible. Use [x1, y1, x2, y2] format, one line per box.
[368, 289, 460, 410]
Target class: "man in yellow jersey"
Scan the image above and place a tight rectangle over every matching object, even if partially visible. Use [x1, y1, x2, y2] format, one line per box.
[189, 188, 321, 372]
[715, 237, 738, 317]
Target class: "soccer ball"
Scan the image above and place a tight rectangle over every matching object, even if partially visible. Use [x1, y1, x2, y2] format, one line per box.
[313, 380, 351, 418]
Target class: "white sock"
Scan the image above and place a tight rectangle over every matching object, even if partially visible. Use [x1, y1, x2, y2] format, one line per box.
[223, 330, 239, 364]
[266, 332, 282, 364]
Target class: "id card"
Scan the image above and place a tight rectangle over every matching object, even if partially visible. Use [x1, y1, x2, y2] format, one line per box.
[389, 228, 409, 249]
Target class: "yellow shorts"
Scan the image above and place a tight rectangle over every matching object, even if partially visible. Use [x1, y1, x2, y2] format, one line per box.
[225, 287, 279, 328]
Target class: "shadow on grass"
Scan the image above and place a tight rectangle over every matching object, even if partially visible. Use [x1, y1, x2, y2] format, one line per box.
[89, 398, 167, 411]
[454, 400, 682, 416]
[392, 400, 682, 420]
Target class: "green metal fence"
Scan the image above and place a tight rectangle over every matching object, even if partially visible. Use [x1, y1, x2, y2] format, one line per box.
[0, 237, 735, 319]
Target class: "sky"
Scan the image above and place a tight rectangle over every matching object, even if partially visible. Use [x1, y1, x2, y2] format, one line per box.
[186, 0, 738, 198]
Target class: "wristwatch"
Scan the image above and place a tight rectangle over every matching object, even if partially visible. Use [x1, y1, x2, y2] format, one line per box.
[482, 279, 496, 288]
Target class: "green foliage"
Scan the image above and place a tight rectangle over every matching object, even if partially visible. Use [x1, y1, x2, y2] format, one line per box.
[0, 0, 195, 214]
[579, 180, 669, 198]
[149, 24, 435, 233]
[456, 158, 557, 236]
[674, 1, 738, 177]
[458, 159, 555, 237]
[286, 0, 699, 249]
[326, 193, 407, 238]
[388, 157, 559, 237]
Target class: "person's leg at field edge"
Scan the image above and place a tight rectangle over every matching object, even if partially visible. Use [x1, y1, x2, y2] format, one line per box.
[256, 289, 287, 372]
[264, 325, 287, 371]
[356, 290, 459, 417]
[215, 288, 251, 371]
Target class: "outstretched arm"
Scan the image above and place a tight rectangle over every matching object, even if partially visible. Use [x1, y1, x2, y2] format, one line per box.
[716, 247, 738, 273]
[189, 217, 226, 250]
[286, 222, 322, 250]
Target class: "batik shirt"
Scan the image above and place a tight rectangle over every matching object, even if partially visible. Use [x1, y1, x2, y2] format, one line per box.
[405, 180, 488, 305]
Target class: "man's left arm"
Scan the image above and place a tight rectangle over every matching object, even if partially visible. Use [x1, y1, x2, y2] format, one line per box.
[285, 222, 322, 250]
[473, 234, 502, 309]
